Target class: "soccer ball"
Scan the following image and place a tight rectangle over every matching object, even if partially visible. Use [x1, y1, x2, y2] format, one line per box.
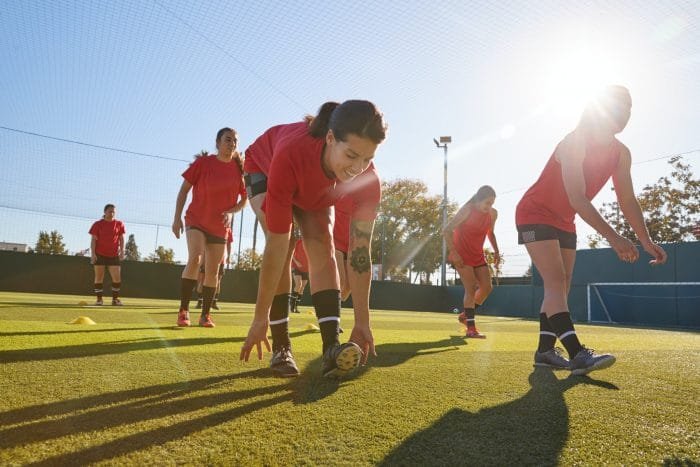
[452, 307, 460, 313]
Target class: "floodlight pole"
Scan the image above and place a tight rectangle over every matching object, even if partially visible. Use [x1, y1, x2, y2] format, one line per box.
[434, 136, 452, 287]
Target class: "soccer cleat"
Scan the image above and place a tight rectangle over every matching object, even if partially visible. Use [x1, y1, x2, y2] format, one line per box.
[177, 309, 191, 327]
[198, 314, 215, 328]
[569, 347, 616, 376]
[533, 347, 570, 370]
[465, 328, 486, 339]
[94, 299, 104, 306]
[457, 311, 467, 325]
[211, 300, 219, 310]
[195, 299, 203, 309]
[270, 346, 300, 377]
[111, 299, 123, 306]
[322, 342, 363, 378]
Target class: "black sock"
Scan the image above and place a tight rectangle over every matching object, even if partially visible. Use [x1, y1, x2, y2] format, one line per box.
[313, 289, 341, 353]
[548, 312, 583, 358]
[180, 278, 197, 311]
[270, 293, 291, 351]
[111, 282, 121, 300]
[201, 286, 216, 316]
[289, 293, 298, 312]
[94, 283, 103, 301]
[464, 307, 476, 329]
[537, 313, 557, 352]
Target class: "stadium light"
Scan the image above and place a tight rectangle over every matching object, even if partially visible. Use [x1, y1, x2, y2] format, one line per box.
[434, 136, 451, 287]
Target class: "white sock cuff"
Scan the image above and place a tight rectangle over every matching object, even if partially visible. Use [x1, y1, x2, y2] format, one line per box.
[270, 317, 289, 326]
[559, 330, 576, 340]
[318, 316, 340, 324]
[540, 331, 557, 337]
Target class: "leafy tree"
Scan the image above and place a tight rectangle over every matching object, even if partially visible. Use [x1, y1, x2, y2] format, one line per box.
[589, 156, 699, 247]
[235, 248, 262, 271]
[35, 230, 67, 255]
[147, 246, 175, 263]
[124, 234, 140, 261]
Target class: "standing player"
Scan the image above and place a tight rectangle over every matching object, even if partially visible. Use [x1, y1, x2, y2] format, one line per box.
[196, 226, 233, 310]
[444, 186, 499, 338]
[290, 238, 309, 313]
[516, 85, 667, 375]
[172, 128, 247, 328]
[240, 100, 386, 378]
[89, 204, 126, 306]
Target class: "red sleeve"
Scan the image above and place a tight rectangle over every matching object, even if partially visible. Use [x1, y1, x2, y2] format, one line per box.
[89, 221, 99, 236]
[239, 180, 248, 202]
[351, 173, 381, 221]
[182, 157, 203, 185]
[118, 221, 126, 235]
[265, 149, 297, 234]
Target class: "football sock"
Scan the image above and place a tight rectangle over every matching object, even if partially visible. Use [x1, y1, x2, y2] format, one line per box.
[270, 293, 291, 352]
[313, 289, 341, 354]
[201, 286, 215, 317]
[94, 283, 103, 301]
[111, 282, 121, 300]
[537, 313, 557, 352]
[464, 307, 476, 329]
[548, 312, 583, 359]
[179, 278, 197, 311]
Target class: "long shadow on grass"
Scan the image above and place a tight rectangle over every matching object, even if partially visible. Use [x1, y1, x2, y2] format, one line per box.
[380, 368, 618, 466]
[0, 301, 163, 310]
[0, 326, 176, 337]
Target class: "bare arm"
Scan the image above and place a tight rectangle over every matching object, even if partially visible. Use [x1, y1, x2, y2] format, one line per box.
[172, 180, 192, 238]
[487, 208, 500, 266]
[90, 235, 97, 263]
[347, 218, 377, 362]
[118, 234, 125, 259]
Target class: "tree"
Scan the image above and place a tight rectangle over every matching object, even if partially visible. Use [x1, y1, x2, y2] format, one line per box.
[235, 248, 262, 271]
[35, 230, 67, 255]
[588, 156, 699, 247]
[124, 234, 140, 261]
[147, 246, 175, 263]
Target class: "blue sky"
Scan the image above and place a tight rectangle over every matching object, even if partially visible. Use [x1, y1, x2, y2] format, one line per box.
[1, 0, 698, 277]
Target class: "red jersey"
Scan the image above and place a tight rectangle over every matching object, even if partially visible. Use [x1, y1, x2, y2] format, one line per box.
[292, 239, 309, 273]
[89, 219, 125, 257]
[247, 121, 381, 234]
[333, 166, 381, 253]
[451, 208, 491, 267]
[516, 138, 622, 232]
[183, 155, 247, 238]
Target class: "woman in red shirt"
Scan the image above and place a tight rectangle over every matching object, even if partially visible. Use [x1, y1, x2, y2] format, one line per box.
[240, 100, 386, 378]
[89, 204, 126, 306]
[444, 185, 499, 338]
[516, 85, 666, 375]
[172, 128, 247, 328]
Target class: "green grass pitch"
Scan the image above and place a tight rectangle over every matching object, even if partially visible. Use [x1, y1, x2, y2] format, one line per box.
[0, 292, 697, 465]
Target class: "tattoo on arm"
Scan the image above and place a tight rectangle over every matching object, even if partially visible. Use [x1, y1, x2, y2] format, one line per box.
[350, 246, 371, 274]
[350, 220, 372, 242]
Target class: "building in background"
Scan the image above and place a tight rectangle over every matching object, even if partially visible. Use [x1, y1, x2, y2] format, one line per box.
[0, 242, 29, 252]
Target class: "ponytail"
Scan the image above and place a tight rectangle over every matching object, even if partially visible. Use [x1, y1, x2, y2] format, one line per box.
[307, 101, 340, 138]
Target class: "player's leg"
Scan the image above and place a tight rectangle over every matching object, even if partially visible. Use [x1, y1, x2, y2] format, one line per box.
[177, 228, 205, 326]
[211, 263, 224, 310]
[93, 264, 105, 305]
[267, 233, 298, 377]
[457, 265, 485, 338]
[199, 241, 225, 327]
[336, 250, 351, 302]
[195, 263, 205, 309]
[107, 265, 122, 305]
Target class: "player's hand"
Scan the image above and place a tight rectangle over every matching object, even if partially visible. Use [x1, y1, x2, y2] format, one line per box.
[119, 251, 125, 261]
[240, 320, 271, 362]
[609, 234, 639, 263]
[641, 241, 667, 266]
[90, 254, 97, 265]
[448, 251, 464, 269]
[349, 323, 376, 365]
[493, 252, 501, 268]
[172, 218, 184, 239]
[222, 211, 233, 226]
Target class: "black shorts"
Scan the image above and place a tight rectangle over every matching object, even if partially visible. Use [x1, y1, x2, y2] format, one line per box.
[244, 172, 268, 198]
[186, 226, 226, 244]
[292, 269, 309, 281]
[517, 224, 577, 250]
[94, 255, 120, 266]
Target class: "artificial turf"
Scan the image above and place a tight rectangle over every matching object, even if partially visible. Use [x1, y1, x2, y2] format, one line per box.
[0, 292, 697, 466]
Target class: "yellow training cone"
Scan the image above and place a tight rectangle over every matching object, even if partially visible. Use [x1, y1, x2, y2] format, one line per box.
[305, 323, 319, 331]
[306, 310, 314, 316]
[78, 301, 88, 306]
[69, 316, 96, 325]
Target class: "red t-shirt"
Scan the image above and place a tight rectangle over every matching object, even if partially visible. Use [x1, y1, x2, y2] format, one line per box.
[292, 239, 309, 273]
[183, 155, 247, 239]
[333, 165, 381, 253]
[516, 138, 622, 232]
[451, 208, 491, 267]
[89, 219, 125, 257]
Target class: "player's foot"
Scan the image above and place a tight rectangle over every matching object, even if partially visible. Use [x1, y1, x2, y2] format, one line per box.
[270, 346, 300, 377]
[322, 342, 362, 378]
[195, 299, 203, 309]
[211, 300, 219, 310]
[457, 311, 467, 325]
[198, 314, 215, 328]
[94, 299, 103, 306]
[177, 309, 191, 327]
[465, 328, 486, 339]
[111, 298, 123, 306]
[533, 347, 569, 370]
[569, 347, 616, 376]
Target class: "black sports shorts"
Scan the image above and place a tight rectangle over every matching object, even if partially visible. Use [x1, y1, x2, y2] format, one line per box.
[94, 255, 120, 266]
[186, 226, 226, 244]
[517, 224, 577, 250]
[244, 172, 268, 198]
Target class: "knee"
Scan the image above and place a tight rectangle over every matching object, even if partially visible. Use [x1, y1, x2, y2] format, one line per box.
[480, 281, 493, 295]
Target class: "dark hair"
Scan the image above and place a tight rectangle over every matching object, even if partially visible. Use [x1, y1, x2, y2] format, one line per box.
[579, 85, 631, 127]
[307, 100, 387, 143]
[467, 185, 496, 205]
[103, 204, 115, 212]
[214, 127, 243, 173]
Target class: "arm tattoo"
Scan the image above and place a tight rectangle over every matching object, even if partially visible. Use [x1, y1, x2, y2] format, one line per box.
[350, 246, 371, 274]
[350, 220, 372, 242]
